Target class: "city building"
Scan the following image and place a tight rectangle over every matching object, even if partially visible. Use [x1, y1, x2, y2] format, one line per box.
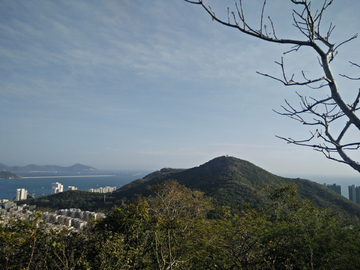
[68, 186, 78, 191]
[0, 200, 16, 210]
[349, 185, 360, 204]
[89, 186, 116, 193]
[16, 188, 28, 201]
[51, 182, 63, 194]
[323, 183, 341, 195]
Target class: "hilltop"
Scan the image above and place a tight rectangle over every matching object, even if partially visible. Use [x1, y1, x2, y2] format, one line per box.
[0, 163, 99, 173]
[111, 156, 360, 220]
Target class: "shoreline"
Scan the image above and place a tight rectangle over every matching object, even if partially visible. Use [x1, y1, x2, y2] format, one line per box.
[21, 175, 115, 179]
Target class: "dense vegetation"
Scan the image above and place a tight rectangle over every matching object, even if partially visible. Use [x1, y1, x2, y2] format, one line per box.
[0, 171, 22, 179]
[23, 190, 110, 212]
[2, 180, 360, 269]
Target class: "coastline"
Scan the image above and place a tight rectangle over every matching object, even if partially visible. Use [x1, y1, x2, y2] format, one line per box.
[22, 175, 115, 179]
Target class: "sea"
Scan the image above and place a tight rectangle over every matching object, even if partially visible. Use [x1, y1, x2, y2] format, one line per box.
[0, 170, 150, 201]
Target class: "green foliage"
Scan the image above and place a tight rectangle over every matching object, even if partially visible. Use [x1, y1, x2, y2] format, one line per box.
[92, 180, 213, 269]
[0, 212, 90, 269]
[93, 201, 155, 269]
[112, 156, 360, 222]
[1, 181, 360, 269]
[21, 190, 107, 211]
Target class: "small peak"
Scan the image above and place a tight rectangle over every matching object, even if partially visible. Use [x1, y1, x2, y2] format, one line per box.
[160, 167, 173, 172]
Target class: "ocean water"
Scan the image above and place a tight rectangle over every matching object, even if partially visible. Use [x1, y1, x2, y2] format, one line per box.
[0, 170, 149, 201]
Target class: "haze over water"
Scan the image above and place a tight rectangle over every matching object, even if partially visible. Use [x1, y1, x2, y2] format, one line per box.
[0, 171, 148, 201]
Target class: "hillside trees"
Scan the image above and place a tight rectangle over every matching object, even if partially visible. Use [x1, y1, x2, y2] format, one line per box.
[1, 181, 360, 269]
[92, 181, 360, 269]
[0, 213, 89, 269]
[194, 183, 360, 269]
[145, 180, 213, 269]
[185, 0, 360, 173]
[92, 180, 213, 269]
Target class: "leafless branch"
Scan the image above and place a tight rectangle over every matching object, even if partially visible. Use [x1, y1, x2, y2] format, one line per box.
[268, 16, 277, 39]
[350, 61, 360, 68]
[334, 33, 358, 51]
[339, 74, 360, 80]
[339, 61, 360, 80]
[186, 0, 360, 173]
[257, 57, 327, 87]
[260, 0, 267, 35]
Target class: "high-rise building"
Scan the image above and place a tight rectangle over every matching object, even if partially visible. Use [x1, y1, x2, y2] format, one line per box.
[51, 182, 63, 194]
[323, 183, 341, 195]
[16, 188, 28, 201]
[348, 185, 360, 204]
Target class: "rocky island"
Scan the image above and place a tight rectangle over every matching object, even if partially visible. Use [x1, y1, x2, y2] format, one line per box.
[0, 163, 99, 173]
[0, 171, 22, 179]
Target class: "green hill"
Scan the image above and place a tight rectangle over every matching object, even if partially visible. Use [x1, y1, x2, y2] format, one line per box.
[22, 156, 360, 222]
[111, 156, 360, 220]
[23, 190, 106, 211]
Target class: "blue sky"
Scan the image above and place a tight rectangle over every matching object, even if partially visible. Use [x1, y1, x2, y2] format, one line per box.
[1, 0, 360, 177]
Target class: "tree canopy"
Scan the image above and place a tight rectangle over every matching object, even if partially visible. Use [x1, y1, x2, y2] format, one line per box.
[1, 180, 360, 269]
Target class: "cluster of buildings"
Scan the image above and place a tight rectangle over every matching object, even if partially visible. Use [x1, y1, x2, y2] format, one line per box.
[0, 199, 35, 213]
[323, 183, 360, 205]
[323, 183, 341, 195]
[40, 208, 106, 230]
[50, 182, 116, 194]
[0, 203, 105, 232]
[12, 182, 116, 202]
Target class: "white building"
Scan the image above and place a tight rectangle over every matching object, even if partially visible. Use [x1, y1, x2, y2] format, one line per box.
[16, 188, 28, 201]
[51, 182, 63, 194]
[68, 186, 78, 191]
[89, 186, 116, 193]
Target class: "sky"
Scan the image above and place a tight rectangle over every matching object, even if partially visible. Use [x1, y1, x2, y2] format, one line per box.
[1, 0, 360, 178]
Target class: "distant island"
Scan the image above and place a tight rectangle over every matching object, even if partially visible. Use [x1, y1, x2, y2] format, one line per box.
[0, 171, 22, 179]
[0, 163, 99, 173]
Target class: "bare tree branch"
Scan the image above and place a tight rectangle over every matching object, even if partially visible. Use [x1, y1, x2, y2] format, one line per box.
[185, 0, 360, 173]
[256, 57, 327, 87]
[339, 61, 360, 80]
[334, 34, 358, 51]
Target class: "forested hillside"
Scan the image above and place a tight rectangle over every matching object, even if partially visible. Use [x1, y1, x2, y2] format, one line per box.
[22, 156, 360, 223]
[2, 181, 360, 269]
[111, 156, 360, 221]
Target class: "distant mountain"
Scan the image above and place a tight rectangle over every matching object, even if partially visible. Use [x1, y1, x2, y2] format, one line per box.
[111, 156, 360, 220]
[0, 163, 11, 171]
[0, 171, 22, 179]
[0, 163, 99, 173]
